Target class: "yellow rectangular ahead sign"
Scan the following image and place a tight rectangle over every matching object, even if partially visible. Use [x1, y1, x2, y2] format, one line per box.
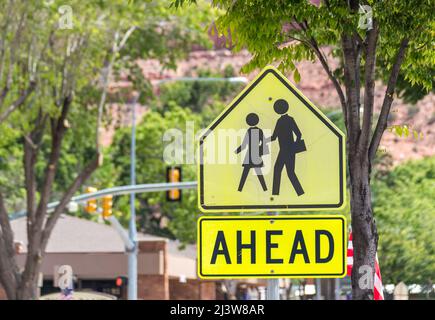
[198, 215, 346, 279]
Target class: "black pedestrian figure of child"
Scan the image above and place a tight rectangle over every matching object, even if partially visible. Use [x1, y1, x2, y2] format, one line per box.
[235, 113, 268, 192]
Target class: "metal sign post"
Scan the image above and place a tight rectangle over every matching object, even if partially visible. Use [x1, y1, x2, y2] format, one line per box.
[266, 279, 280, 300]
[197, 214, 346, 304]
[267, 212, 280, 300]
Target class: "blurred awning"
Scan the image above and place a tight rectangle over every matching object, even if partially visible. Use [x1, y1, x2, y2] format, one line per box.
[39, 291, 117, 300]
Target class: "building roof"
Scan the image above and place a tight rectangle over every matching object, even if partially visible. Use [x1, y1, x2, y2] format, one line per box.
[11, 214, 166, 253]
[11, 214, 198, 279]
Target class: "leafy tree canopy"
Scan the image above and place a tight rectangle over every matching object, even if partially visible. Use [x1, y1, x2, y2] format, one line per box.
[0, 0, 214, 212]
[174, 0, 433, 92]
[94, 67, 243, 241]
[373, 156, 435, 285]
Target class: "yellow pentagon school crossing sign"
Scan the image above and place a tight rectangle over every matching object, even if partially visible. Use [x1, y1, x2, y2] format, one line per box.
[198, 66, 346, 212]
[197, 215, 346, 279]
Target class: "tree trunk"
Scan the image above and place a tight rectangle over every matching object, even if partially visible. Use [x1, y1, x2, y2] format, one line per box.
[15, 247, 43, 300]
[16, 276, 39, 300]
[2, 265, 40, 300]
[341, 23, 380, 299]
[0, 251, 19, 299]
[349, 153, 378, 300]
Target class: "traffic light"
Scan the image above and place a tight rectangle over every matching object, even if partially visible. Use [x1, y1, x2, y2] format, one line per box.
[166, 166, 182, 202]
[85, 187, 97, 214]
[102, 195, 113, 218]
[115, 276, 128, 299]
[115, 276, 128, 288]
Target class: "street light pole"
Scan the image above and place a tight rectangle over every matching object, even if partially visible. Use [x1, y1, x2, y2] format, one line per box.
[104, 78, 248, 299]
[128, 94, 139, 300]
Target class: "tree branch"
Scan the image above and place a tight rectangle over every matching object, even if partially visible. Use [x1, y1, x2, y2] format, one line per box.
[0, 1, 14, 87]
[359, 22, 379, 154]
[354, 31, 366, 50]
[33, 95, 71, 235]
[295, 21, 348, 125]
[41, 155, 100, 250]
[20, 95, 72, 291]
[315, 45, 347, 113]
[341, 33, 361, 142]
[0, 81, 36, 124]
[0, 192, 19, 299]
[96, 30, 119, 153]
[0, 10, 26, 108]
[355, 42, 362, 128]
[0, 192, 14, 258]
[96, 26, 136, 153]
[0, 237, 18, 299]
[369, 38, 409, 161]
[23, 111, 46, 235]
[118, 26, 136, 51]
[23, 137, 37, 226]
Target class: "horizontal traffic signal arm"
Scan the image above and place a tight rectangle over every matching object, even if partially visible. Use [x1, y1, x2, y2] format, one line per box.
[11, 181, 197, 220]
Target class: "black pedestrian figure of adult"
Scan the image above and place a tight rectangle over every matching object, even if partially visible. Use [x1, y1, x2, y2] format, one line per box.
[269, 99, 305, 196]
[235, 113, 268, 192]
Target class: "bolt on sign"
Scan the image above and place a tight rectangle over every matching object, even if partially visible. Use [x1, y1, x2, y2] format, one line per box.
[197, 215, 346, 279]
[198, 66, 345, 212]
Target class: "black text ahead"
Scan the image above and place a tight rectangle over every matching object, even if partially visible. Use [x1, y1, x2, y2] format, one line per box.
[197, 215, 346, 278]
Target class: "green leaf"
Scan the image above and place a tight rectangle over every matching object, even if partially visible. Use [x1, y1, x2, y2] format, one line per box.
[403, 125, 410, 137]
[293, 68, 301, 84]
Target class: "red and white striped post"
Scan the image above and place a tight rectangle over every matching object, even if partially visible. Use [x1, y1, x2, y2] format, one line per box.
[347, 231, 384, 300]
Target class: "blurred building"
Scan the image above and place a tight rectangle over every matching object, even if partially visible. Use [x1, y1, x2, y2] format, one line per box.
[0, 214, 215, 300]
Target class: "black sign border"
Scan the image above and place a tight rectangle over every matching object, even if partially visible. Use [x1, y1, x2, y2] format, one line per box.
[199, 68, 345, 211]
[198, 216, 346, 278]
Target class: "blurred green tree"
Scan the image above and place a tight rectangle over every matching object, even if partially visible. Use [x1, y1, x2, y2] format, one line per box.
[173, 0, 434, 299]
[156, 66, 244, 115]
[373, 156, 435, 286]
[0, 0, 212, 300]
[98, 67, 242, 243]
[97, 105, 200, 241]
